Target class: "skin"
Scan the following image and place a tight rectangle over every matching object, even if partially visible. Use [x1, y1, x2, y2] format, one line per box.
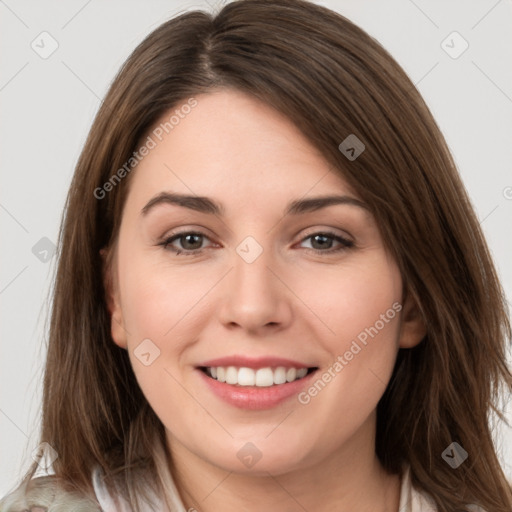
[103, 88, 426, 512]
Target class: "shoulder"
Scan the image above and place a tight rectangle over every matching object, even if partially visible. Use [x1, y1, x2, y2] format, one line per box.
[0, 475, 101, 512]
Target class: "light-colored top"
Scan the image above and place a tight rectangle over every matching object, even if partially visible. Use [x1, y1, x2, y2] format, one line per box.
[92, 464, 439, 511]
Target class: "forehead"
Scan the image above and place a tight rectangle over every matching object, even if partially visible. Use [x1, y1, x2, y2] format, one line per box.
[125, 89, 358, 211]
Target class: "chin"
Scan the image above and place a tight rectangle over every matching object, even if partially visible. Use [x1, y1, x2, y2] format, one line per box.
[206, 441, 312, 476]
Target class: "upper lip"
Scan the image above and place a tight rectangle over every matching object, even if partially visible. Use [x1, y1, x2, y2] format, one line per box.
[197, 356, 317, 369]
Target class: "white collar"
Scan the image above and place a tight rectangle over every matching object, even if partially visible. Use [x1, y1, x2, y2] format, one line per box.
[92, 464, 186, 512]
[398, 465, 438, 511]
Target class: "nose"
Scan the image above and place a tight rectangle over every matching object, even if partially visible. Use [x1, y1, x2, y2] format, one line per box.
[217, 242, 293, 334]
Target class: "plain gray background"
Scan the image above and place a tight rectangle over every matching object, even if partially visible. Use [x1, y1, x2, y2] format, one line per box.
[1, 0, 511, 496]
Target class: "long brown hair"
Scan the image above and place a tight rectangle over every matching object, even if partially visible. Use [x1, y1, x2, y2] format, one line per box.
[2, 1, 511, 511]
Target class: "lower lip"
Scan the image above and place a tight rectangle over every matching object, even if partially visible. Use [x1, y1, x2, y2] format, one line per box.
[196, 368, 318, 410]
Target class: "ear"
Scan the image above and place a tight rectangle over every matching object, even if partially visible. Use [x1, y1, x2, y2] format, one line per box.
[397, 289, 427, 349]
[100, 247, 128, 349]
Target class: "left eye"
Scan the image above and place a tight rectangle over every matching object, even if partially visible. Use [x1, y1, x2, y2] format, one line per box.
[160, 231, 353, 256]
[160, 232, 209, 255]
[299, 232, 354, 252]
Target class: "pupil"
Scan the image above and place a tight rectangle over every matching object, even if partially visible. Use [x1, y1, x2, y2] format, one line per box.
[312, 234, 331, 250]
[183, 234, 201, 249]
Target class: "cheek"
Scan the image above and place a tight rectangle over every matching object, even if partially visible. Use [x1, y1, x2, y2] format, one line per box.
[116, 257, 197, 425]
[295, 256, 402, 412]
[116, 254, 217, 411]
[119, 254, 213, 342]
[301, 254, 402, 345]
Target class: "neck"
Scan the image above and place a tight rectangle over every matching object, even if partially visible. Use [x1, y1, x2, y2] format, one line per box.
[165, 416, 402, 512]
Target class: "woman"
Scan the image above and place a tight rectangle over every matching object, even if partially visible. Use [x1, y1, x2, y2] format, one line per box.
[1, 0, 511, 511]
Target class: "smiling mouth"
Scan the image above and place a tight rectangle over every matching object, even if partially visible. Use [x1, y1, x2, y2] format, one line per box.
[198, 366, 318, 387]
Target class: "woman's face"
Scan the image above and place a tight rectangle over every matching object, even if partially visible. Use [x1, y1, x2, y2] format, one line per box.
[105, 88, 424, 476]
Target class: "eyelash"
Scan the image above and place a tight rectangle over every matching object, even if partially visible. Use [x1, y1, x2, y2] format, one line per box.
[158, 230, 354, 257]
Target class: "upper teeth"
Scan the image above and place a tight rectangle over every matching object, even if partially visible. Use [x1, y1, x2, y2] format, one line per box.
[206, 366, 309, 387]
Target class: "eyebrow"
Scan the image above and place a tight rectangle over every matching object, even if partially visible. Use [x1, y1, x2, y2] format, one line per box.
[140, 192, 368, 217]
